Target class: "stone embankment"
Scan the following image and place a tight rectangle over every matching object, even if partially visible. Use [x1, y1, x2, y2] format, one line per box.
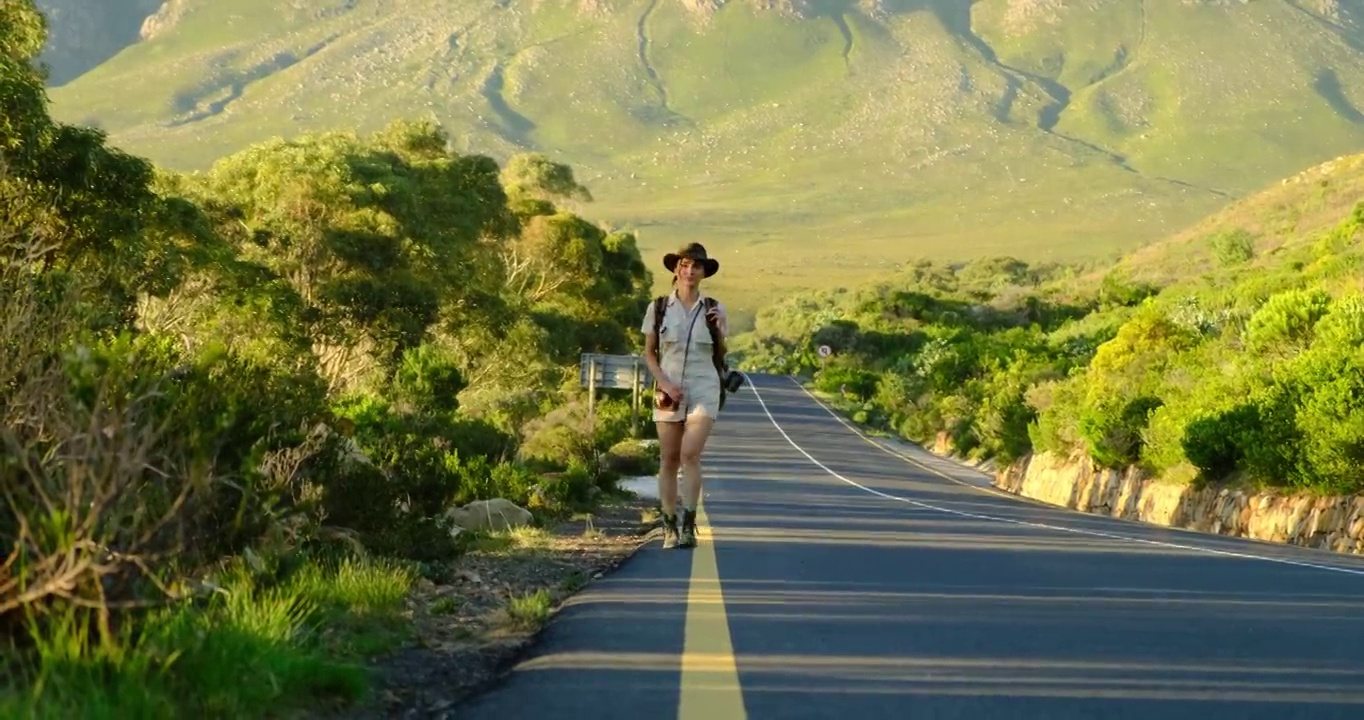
[985, 447, 1364, 555]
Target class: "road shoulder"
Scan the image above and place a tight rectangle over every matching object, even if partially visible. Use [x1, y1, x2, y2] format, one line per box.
[338, 494, 660, 718]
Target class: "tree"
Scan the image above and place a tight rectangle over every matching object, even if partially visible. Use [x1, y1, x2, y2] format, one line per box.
[187, 120, 516, 392]
[1, 0, 208, 330]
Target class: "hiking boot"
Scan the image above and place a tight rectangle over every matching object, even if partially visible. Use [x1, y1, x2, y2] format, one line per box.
[661, 513, 679, 549]
[678, 509, 697, 548]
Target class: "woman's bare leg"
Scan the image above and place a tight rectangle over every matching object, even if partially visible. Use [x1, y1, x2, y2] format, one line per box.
[656, 420, 685, 547]
[677, 414, 715, 547]
[680, 415, 714, 511]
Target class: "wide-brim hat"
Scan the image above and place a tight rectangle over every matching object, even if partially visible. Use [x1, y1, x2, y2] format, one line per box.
[663, 242, 719, 277]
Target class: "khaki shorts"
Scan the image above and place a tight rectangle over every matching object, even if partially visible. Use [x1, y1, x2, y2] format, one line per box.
[654, 377, 721, 424]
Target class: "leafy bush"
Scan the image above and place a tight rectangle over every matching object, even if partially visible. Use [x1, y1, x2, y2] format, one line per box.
[603, 439, 661, 477]
[1181, 403, 1264, 480]
[814, 365, 880, 400]
[548, 460, 601, 506]
[1208, 228, 1255, 266]
[517, 396, 638, 472]
[732, 236, 1364, 500]
[1245, 287, 1332, 352]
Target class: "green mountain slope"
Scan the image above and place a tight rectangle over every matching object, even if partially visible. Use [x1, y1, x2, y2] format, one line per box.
[43, 0, 1364, 320]
[1092, 149, 1364, 293]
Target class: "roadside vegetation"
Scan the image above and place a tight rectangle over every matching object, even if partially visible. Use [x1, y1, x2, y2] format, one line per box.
[1, 3, 656, 716]
[733, 164, 1364, 497]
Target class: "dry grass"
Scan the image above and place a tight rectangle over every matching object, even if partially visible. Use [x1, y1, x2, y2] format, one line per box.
[0, 194, 210, 630]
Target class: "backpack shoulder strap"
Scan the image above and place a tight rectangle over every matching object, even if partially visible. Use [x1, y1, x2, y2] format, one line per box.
[700, 297, 727, 371]
[700, 297, 731, 408]
[651, 296, 667, 347]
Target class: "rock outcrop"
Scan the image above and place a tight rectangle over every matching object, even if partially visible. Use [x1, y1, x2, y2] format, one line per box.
[139, 0, 188, 41]
[445, 499, 534, 534]
[34, 0, 164, 85]
[990, 450, 1364, 555]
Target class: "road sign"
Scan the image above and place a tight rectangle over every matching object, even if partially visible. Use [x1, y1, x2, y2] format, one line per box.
[579, 353, 647, 390]
[817, 345, 832, 358]
[580, 353, 651, 434]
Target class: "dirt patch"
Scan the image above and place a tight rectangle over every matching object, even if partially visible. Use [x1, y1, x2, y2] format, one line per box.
[337, 494, 659, 719]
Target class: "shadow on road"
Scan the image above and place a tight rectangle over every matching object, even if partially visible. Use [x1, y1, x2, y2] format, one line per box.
[454, 374, 1364, 719]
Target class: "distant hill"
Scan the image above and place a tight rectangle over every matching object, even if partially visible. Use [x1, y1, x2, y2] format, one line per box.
[1100, 151, 1364, 287]
[39, 0, 1364, 321]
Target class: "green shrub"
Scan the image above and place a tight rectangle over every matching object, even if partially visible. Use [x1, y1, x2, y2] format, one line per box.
[814, 364, 879, 400]
[531, 460, 598, 512]
[1208, 228, 1255, 266]
[518, 402, 597, 470]
[1076, 395, 1163, 469]
[1289, 349, 1364, 493]
[1181, 403, 1264, 481]
[603, 439, 661, 477]
[872, 371, 920, 431]
[1026, 377, 1084, 455]
[1097, 272, 1159, 309]
[320, 395, 520, 559]
[973, 369, 1042, 465]
[488, 462, 544, 505]
[1245, 287, 1332, 352]
[1, 50, 655, 716]
[388, 342, 466, 413]
[730, 248, 1364, 500]
[517, 396, 637, 472]
[1314, 293, 1364, 346]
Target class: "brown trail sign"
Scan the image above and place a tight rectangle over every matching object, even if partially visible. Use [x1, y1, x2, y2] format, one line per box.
[579, 353, 649, 435]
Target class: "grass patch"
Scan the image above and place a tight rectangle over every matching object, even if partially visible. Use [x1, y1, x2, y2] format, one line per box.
[559, 570, 590, 595]
[429, 597, 463, 616]
[465, 526, 553, 555]
[502, 589, 553, 633]
[0, 555, 416, 720]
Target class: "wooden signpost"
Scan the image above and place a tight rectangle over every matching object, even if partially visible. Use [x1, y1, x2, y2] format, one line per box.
[579, 353, 650, 435]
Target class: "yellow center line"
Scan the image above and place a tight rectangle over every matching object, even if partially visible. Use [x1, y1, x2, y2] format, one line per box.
[679, 500, 749, 719]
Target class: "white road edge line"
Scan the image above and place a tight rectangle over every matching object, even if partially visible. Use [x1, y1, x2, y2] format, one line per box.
[742, 376, 1364, 578]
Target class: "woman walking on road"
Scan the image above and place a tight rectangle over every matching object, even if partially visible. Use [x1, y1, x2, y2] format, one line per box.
[641, 242, 729, 549]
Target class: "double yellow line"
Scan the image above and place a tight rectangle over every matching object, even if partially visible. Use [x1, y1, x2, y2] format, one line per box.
[679, 501, 749, 719]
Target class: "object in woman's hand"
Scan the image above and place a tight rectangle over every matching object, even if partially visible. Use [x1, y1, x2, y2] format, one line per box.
[655, 388, 677, 410]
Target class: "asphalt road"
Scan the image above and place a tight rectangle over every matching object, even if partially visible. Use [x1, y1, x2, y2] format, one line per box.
[455, 373, 1364, 719]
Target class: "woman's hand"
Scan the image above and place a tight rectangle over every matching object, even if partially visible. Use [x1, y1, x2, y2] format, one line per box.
[705, 305, 725, 334]
[659, 380, 684, 403]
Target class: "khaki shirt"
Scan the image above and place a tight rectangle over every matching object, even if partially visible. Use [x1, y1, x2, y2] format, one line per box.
[641, 291, 729, 418]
